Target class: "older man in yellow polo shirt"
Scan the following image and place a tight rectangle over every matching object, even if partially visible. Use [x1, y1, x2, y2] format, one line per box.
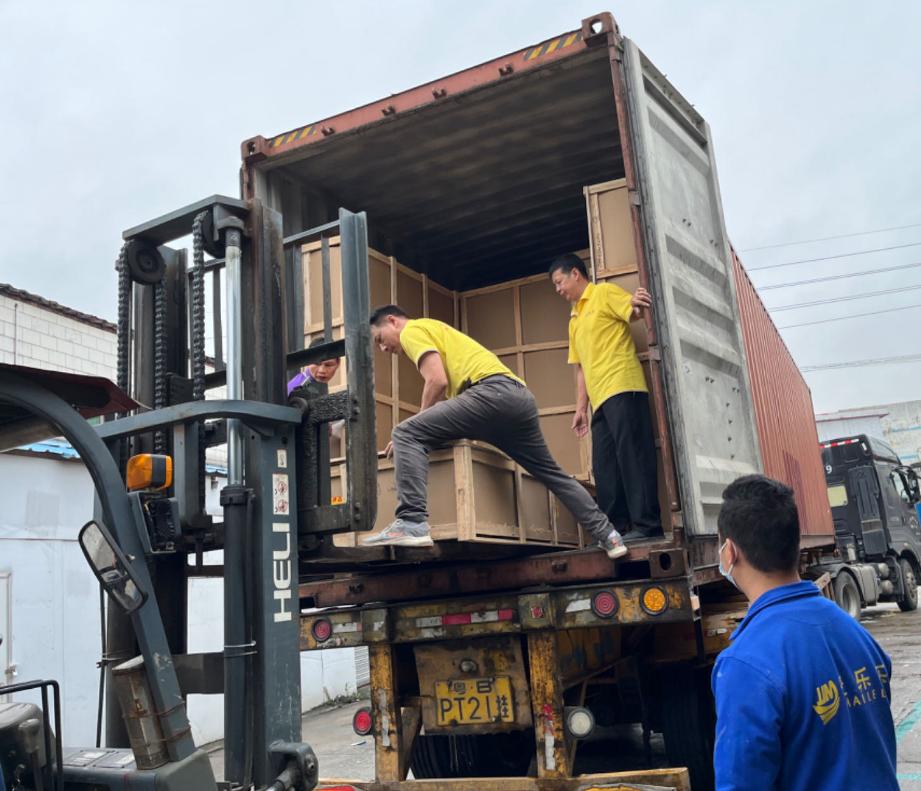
[550, 254, 662, 541]
[363, 304, 627, 557]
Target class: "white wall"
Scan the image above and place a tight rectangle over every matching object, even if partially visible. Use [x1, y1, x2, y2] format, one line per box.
[878, 400, 921, 465]
[0, 293, 116, 377]
[816, 415, 885, 444]
[0, 453, 102, 746]
[0, 458, 358, 749]
[187, 572, 359, 746]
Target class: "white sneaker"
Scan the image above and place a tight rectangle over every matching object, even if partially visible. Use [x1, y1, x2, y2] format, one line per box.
[598, 529, 628, 559]
[361, 518, 434, 547]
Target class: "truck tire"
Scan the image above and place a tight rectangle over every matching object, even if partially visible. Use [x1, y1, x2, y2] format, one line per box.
[834, 572, 861, 619]
[410, 732, 531, 778]
[659, 665, 715, 791]
[898, 558, 919, 612]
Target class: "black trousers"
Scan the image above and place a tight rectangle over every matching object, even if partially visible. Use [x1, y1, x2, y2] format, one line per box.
[591, 391, 661, 533]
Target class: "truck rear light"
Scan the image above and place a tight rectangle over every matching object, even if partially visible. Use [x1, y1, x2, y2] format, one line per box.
[640, 585, 669, 615]
[352, 707, 373, 736]
[564, 706, 595, 739]
[312, 618, 333, 643]
[417, 608, 516, 628]
[591, 590, 618, 618]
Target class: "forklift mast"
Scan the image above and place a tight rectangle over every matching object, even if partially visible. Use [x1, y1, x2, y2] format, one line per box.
[1, 196, 377, 791]
[103, 196, 377, 788]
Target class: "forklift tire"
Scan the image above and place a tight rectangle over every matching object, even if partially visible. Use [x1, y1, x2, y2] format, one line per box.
[834, 572, 861, 619]
[659, 665, 716, 791]
[898, 559, 919, 612]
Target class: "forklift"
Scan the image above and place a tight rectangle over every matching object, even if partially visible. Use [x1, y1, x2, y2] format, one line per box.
[0, 196, 377, 790]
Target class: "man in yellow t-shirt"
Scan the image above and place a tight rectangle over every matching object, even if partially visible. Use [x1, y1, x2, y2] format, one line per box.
[550, 253, 662, 540]
[363, 304, 626, 557]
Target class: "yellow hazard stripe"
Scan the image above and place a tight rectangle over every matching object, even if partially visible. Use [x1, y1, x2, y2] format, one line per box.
[523, 32, 580, 61]
[272, 125, 318, 148]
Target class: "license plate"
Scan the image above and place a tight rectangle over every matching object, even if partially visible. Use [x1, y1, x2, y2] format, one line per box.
[434, 676, 514, 726]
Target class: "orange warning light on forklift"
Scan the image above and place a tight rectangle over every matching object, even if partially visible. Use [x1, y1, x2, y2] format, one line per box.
[126, 454, 173, 492]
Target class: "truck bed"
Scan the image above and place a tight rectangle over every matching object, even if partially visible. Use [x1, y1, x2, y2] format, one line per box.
[299, 537, 683, 609]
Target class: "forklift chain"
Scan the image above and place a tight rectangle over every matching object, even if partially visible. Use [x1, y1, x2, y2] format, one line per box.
[191, 212, 208, 500]
[153, 279, 167, 453]
[115, 243, 130, 395]
[190, 212, 208, 402]
[115, 243, 131, 471]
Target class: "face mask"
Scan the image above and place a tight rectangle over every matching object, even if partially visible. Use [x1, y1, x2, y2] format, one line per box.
[719, 539, 738, 589]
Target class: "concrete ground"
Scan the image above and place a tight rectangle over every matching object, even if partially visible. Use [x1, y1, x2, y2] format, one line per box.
[861, 601, 921, 789]
[206, 697, 374, 783]
[205, 601, 921, 788]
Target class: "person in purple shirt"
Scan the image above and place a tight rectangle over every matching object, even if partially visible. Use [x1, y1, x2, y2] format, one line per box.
[288, 343, 345, 439]
[287, 350, 341, 396]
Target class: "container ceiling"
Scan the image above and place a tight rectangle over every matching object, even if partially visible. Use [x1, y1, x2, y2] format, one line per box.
[273, 47, 624, 291]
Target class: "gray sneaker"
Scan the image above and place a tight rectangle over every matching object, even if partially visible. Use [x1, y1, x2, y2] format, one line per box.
[598, 529, 628, 559]
[361, 518, 434, 547]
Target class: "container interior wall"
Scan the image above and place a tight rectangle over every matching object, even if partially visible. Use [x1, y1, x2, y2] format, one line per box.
[732, 252, 834, 540]
[262, 44, 681, 540]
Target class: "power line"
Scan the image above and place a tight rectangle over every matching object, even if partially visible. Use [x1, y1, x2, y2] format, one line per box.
[746, 241, 921, 272]
[739, 221, 921, 253]
[768, 282, 921, 311]
[802, 352, 921, 373]
[777, 302, 921, 330]
[757, 260, 921, 290]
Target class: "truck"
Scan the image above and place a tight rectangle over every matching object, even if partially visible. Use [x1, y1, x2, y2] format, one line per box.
[247, 11, 839, 791]
[815, 434, 921, 617]
[0, 10, 867, 791]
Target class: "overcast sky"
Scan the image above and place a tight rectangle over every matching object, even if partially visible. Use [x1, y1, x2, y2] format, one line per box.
[2, 1, 919, 414]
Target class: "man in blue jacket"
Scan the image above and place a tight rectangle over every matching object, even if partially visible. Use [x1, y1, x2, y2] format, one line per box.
[712, 474, 898, 791]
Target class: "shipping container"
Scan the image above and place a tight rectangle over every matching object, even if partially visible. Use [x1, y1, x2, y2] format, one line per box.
[242, 12, 818, 580]
[732, 251, 835, 544]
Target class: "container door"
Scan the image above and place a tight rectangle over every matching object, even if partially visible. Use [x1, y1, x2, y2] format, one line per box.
[620, 39, 762, 536]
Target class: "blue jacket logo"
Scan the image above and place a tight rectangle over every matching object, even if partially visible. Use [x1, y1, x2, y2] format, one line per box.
[813, 680, 841, 725]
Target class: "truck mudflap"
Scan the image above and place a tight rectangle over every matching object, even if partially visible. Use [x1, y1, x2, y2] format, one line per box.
[317, 767, 691, 790]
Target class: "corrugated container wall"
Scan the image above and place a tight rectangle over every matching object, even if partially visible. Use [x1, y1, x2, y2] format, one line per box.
[732, 250, 833, 540]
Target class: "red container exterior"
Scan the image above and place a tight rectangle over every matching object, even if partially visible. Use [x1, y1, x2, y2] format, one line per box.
[733, 251, 834, 543]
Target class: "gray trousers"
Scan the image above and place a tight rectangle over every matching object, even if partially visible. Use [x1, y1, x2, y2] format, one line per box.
[391, 376, 613, 540]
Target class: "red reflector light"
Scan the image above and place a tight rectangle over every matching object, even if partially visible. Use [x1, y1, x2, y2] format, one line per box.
[352, 706, 373, 736]
[497, 608, 515, 621]
[591, 590, 618, 618]
[312, 618, 333, 643]
[442, 612, 472, 625]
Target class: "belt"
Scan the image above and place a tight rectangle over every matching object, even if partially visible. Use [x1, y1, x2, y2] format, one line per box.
[471, 374, 522, 388]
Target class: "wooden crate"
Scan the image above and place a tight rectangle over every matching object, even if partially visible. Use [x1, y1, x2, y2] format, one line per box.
[584, 177, 637, 279]
[586, 178, 676, 521]
[301, 236, 457, 453]
[332, 441, 585, 548]
[460, 269, 592, 480]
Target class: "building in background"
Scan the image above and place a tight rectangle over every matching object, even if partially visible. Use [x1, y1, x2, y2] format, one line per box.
[817, 400, 921, 465]
[1, 283, 360, 747]
[816, 408, 888, 446]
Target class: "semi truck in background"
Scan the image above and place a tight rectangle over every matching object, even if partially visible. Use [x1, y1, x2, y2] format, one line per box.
[815, 435, 921, 617]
